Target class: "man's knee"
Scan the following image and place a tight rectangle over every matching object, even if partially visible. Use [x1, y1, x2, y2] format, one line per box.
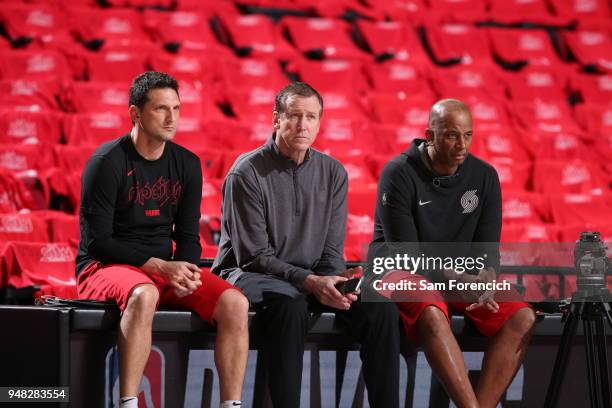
[214, 289, 249, 329]
[506, 307, 536, 336]
[417, 305, 451, 338]
[358, 301, 399, 327]
[271, 294, 308, 315]
[125, 284, 159, 317]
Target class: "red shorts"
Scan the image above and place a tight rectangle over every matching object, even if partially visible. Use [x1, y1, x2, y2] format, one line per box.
[381, 272, 532, 340]
[77, 262, 237, 323]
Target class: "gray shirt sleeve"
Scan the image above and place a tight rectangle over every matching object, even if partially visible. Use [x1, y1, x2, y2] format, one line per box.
[222, 172, 312, 286]
[312, 166, 348, 276]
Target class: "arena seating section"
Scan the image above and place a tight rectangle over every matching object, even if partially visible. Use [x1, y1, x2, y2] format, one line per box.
[0, 0, 610, 301]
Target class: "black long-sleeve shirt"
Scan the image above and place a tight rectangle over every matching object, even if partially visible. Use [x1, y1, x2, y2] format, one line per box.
[211, 137, 348, 286]
[372, 139, 502, 272]
[75, 134, 202, 275]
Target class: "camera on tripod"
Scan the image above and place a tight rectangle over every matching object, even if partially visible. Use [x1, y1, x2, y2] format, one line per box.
[545, 231, 612, 408]
[574, 231, 610, 296]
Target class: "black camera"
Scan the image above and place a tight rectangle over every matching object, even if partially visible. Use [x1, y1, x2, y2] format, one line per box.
[574, 231, 609, 294]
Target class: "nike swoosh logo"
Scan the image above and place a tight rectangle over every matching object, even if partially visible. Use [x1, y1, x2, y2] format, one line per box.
[127, 169, 135, 176]
[418, 200, 432, 206]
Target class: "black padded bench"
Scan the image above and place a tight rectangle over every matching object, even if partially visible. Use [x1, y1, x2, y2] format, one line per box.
[0, 305, 608, 407]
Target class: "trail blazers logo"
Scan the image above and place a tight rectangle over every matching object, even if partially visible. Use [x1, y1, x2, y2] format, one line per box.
[128, 177, 182, 207]
[461, 190, 479, 214]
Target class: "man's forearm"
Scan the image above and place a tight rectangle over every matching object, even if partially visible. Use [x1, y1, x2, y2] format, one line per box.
[140, 257, 166, 276]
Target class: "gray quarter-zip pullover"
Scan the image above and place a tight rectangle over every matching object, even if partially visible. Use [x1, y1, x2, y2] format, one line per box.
[212, 137, 348, 286]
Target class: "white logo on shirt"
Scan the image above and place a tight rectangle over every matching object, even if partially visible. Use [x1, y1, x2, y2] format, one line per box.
[418, 200, 432, 206]
[461, 190, 479, 214]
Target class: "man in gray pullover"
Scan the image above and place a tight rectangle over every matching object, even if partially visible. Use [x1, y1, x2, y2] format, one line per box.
[212, 82, 400, 407]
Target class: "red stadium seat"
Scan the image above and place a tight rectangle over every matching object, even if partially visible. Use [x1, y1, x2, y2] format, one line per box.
[104, 0, 173, 9]
[467, 98, 513, 132]
[427, 0, 487, 22]
[503, 68, 570, 102]
[333, 153, 378, 189]
[143, 9, 233, 56]
[346, 187, 377, 261]
[510, 100, 586, 152]
[368, 92, 433, 125]
[365, 61, 433, 95]
[149, 52, 219, 84]
[358, 0, 429, 24]
[501, 191, 550, 225]
[3, 241, 78, 299]
[533, 160, 607, 195]
[424, 23, 492, 65]
[218, 14, 296, 59]
[363, 152, 395, 180]
[0, 79, 61, 111]
[314, 121, 373, 155]
[564, 30, 612, 72]
[0, 50, 70, 82]
[572, 73, 612, 104]
[432, 66, 505, 101]
[202, 120, 274, 151]
[316, 92, 368, 122]
[558, 223, 612, 243]
[0, 2, 72, 46]
[0, 212, 50, 243]
[81, 50, 149, 83]
[200, 177, 222, 220]
[573, 103, 612, 140]
[63, 112, 132, 146]
[469, 130, 531, 162]
[368, 124, 422, 154]
[42, 211, 79, 244]
[67, 7, 149, 44]
[489, 157, 532, 191]
[501, 223, 560, 243]
[488, 28, 562, 67]
[53, 145, 96, 174]
[220, 57, 288, 90]
[355, 20, 430, 64]
[0, 144, 53, 173]
[487, 0, 566, 25]
[522, 131, 590, 161]
[288, 58, 368, 94]
[62, 82, 129, 113]
[0, 170, 37, 213]
[549, 193, 611, 227]
[193, 148, 225, 180]
[173, 80, 227, 122]
[281, 17, 367, 60]
[0, 109, 63, 145]
[548, 0, 611, 23]
[46, 169, 81, 212]
[225, 86, 277, 122]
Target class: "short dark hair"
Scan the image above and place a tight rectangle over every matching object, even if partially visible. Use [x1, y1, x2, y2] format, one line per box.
[274, 82, 323, 116]
[129, 71, 179, 109]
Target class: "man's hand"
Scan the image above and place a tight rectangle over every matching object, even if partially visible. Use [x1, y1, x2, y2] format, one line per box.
[303, 274, 354, 310]
[466, 267, 499, 313]
[142, 257, 202, 296]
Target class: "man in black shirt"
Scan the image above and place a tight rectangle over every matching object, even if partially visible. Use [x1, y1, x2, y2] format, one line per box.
[76, 72, 248, 408]
[372, 99, 536, 408]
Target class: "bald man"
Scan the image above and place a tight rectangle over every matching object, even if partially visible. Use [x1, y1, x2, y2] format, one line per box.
[371, 99, 536, 408]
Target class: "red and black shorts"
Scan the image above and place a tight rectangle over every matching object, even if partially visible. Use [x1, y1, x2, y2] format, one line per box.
[77, 262, 237, 323]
